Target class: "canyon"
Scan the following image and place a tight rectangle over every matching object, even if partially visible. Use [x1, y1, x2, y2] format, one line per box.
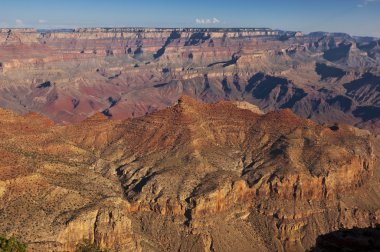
[0, 27, 380, 252]
[0, 96, 379, 251]
[0, 28, 379, 132]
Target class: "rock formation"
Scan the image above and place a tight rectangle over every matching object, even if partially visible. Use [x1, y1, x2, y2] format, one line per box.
[0, 97, 379, 251]
[0, 28, 379, 132]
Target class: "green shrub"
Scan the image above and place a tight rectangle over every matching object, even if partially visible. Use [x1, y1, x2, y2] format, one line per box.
[75, 240, 107, 252]
[0, 236, 27, 252]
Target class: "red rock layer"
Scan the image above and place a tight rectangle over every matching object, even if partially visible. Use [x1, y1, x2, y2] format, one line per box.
[0, 97, 379, 251]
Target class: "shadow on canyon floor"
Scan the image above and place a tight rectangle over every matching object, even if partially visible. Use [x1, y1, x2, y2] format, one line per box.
[309, 226, 380, 252]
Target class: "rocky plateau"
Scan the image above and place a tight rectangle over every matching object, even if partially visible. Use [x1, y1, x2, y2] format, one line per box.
[0, 28, 379, 132]
[1, 27, 380, 252]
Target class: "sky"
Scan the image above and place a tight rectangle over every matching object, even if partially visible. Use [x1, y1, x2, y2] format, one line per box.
[0, 0, 379, 37]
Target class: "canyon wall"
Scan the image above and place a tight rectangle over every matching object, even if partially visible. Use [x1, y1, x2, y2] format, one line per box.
[0, 28, 379, 132]
[0, 97, 379, 251]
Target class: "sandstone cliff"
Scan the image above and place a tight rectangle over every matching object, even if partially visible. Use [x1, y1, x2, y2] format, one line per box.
[0, 28, 379, 132]
[0, 97, 379, 251]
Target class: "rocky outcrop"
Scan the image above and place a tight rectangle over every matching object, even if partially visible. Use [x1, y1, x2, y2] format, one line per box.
[0, 97, 379, 251]
[0, 28, 379, 132]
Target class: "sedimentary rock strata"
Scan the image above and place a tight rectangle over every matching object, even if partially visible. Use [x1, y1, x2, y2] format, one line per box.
[0, 28, 379, 132]
[0, 97, 379, 251]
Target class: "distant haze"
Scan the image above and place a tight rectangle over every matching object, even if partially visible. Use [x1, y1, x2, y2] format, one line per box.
[1, 0, 380, 37]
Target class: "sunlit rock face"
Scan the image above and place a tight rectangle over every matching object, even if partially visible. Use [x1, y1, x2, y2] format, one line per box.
[1, 27, 379, 251]
[0, 97, 379, 251]
[0, 28, 379, 132]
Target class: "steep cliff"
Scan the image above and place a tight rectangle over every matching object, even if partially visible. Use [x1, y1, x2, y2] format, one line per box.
[0, 28, 379, 132]
[0, 97, 379, 251]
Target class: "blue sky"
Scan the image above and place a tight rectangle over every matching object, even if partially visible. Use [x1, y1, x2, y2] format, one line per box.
[0, 0, 379, 37]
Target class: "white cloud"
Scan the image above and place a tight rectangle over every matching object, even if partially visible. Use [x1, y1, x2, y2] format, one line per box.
[15, 19, 24, 27]
[358, 0, 379, 7]
[195, 17, 221, 25]
[38, 19, 47, 24]
[212, 18, 220, 24]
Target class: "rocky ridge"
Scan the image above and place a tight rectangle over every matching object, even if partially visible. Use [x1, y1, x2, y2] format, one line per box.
[0, 28, 379, 132]
[0, 97, 379, 251]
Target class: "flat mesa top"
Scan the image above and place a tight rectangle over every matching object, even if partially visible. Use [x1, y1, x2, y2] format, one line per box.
[0, 27, 277, 34]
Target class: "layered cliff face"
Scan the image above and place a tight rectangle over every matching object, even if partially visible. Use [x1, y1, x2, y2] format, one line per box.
[0, 97, 379, 251]
[0, 28, 379, 132]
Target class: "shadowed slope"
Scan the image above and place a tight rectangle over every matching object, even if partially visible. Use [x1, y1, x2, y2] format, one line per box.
[1, 29, 380, 132]
[0, 97, 379, 251]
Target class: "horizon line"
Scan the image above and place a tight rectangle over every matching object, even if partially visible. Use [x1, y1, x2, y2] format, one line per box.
[0, 26, 378, 38]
